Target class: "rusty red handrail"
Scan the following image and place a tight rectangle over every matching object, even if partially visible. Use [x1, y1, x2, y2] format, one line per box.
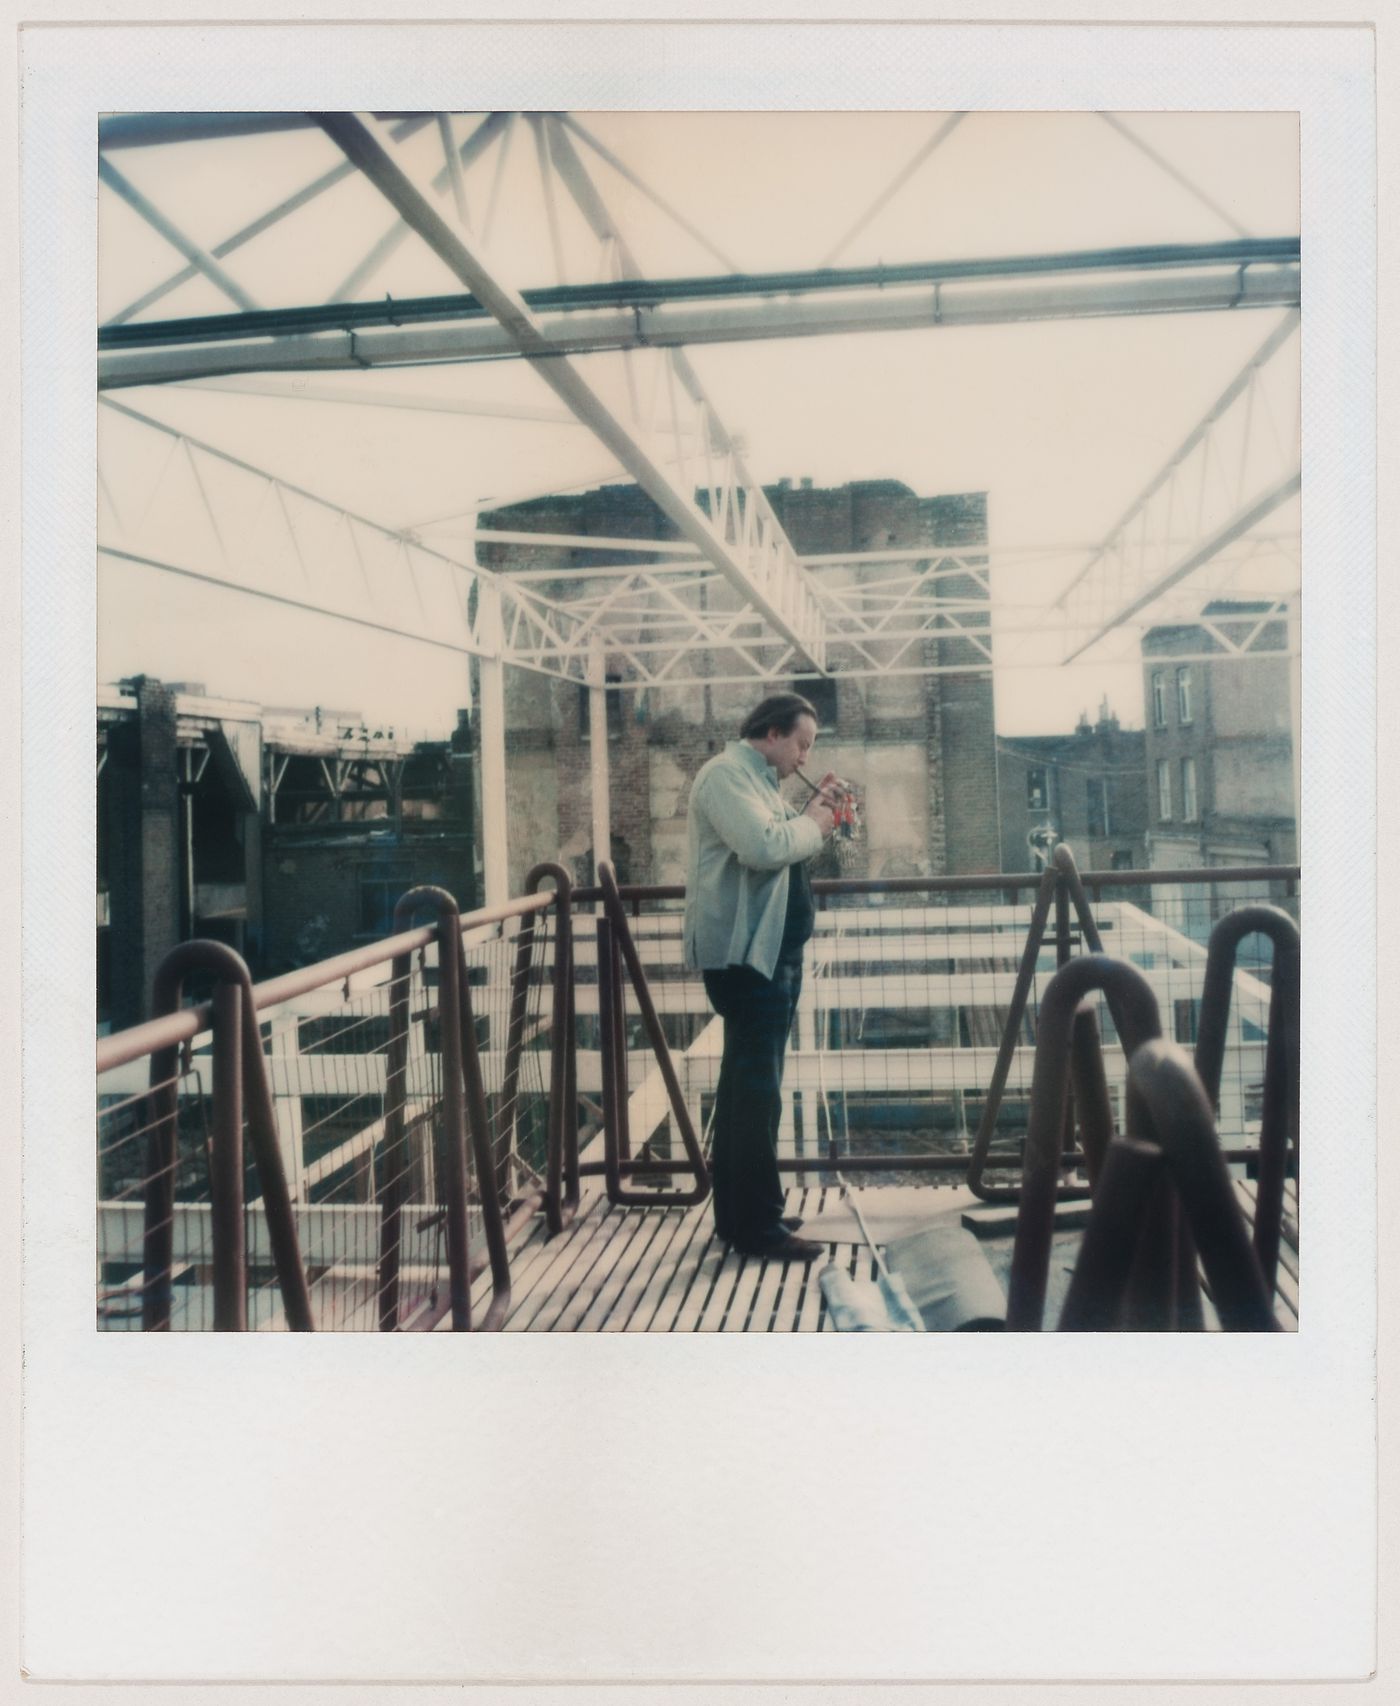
[525, 862, 581, 1234]
[962, 860, 1060, 1203]
[1005, 954, 1164, 1330]
[103, 887, 562, 1332]
[571, 864, 1300, 905]
[1061, 1041, 1278, 1332]
[1194, 905, 1301, 1300]
[96, 891, 555, 1076]
[595, 861, 709, 1208]
[144, 940, 314, 1332]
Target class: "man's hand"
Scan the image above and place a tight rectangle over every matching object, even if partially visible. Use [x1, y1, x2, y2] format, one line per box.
[802, 796, 836, 838]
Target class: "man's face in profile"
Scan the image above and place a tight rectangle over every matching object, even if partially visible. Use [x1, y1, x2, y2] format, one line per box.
[756, 713, 817, 780]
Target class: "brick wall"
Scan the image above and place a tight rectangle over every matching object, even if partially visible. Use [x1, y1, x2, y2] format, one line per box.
[481, 479, 997, 884]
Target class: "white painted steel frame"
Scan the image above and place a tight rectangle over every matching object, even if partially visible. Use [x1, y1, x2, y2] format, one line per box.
[97, 262, 1301, 390]
[1056, 309, 1301, 662]
[95, 111, 1301, 699]
[312, 110, 829, 674]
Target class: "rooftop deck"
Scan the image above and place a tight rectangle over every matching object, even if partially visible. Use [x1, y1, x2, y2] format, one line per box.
[96, 859, 1300, 1334]
[464, 1169, 1299, 1333]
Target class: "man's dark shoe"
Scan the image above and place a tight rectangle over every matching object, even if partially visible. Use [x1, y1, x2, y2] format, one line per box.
[738, 1232, 825, 1263]
[781, 1215, 803, 1232]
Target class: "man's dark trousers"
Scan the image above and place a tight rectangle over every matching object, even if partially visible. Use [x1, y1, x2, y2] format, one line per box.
[702, 955, 803, 1249]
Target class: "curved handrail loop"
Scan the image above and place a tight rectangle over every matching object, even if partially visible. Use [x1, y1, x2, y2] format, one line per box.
[1005, 954, 1162, 1329]
[1193, 904, 1300, 1298]
[1060, 1040, 1278, 1332]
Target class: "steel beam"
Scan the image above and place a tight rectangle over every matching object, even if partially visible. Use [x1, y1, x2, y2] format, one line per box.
[820, 112, 966, 267]
[100, 238, 1301, 349]
[97, 157, 260, 313]
[104, 115, 435, 327]
[98, 261, 1302, 389]
[312, 111, 827, 666]
[99, 113, 330, 149]
[328, 111, 509, 304]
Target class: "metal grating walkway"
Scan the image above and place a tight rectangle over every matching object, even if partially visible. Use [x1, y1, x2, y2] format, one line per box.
[462, 1175, 1298, 1333]
[467, 1183, 884, 1333]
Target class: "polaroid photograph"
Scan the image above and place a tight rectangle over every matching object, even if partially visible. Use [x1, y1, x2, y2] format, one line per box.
[14, 12, 1380, 1694]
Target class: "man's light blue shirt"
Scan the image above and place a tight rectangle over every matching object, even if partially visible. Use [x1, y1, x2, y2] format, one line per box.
[683, 740, 823, 979]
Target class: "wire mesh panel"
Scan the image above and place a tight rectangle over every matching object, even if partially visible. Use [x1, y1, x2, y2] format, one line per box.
[97, 1070, 224, 1330]
[97, 1057, 293, 1331]
[476, 915, 555, 1209]
[96, 893, 561, 1331]
[803, 895, 1047, 1178]
[584, 868, 1299, 1191]
[261, 958, 446, 1331]
[1090, 873, 1299, 1156]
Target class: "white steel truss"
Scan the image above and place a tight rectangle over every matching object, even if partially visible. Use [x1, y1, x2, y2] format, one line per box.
[1054, 309, 1301, 662]
[95, 111, 1302, 689]
[97, 394, 1298, 689]
[96, 397, 586, 680]
[312, 110, 829, 670]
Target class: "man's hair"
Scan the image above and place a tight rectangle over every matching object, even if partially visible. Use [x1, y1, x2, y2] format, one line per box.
[740, 692, 818, 741]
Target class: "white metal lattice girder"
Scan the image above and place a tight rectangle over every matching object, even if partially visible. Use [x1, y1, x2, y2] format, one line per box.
[312, 111, 829, 671]
[1056, 309, 1301, 662]
[96, 391, 1296, 688]
[95, 395, 595, 679]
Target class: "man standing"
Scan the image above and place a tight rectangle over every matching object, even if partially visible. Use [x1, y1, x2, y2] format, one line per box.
[683, 694, 837, 1261]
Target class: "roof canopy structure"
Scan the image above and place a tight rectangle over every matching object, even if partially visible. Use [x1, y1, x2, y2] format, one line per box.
[96, 109, 1301, 701]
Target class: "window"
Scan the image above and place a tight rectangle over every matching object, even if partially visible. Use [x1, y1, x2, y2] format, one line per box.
[1151, 671, 1168, 727]
[1087, 777, 1110, 838]
[1157, 759, 1173, 821]
[1026, 766, 1049, 811]
[1111, 849, 1134, 870]
[795, 675, 838, 732]
[1181, 755, 1199, 821]
[1176, 666, 1194, 725]
[578, 673, 623, 741]
[358, 863, 413, 938]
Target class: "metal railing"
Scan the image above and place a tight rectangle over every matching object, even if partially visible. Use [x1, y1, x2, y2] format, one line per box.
[571, 857, 1299, 1195]
[96, 879, 577, 1331]
[96, 851, 1297, 1330]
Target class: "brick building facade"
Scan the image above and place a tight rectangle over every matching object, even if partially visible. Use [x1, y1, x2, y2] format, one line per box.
[479, 479, 1000, 893]
[995, 702, 1149, 875]
[1140, 606, 1297, 873]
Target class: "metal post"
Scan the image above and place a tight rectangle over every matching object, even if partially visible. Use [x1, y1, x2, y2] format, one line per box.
[498, 911, 537, 1202]
[526, 863, 578, 1234]
[141, 1066, 179, 1332]
[435, 915, 474, 1331]
[209, 978, 247, 1330]
[455, 933, 514, 1329]
[378, 946, 413, 1330]
[588, 643, 613, 878]
[965, 862, 1059, 1201]
[268, 1010, 307, 1203]
[476, 581, 510, 911]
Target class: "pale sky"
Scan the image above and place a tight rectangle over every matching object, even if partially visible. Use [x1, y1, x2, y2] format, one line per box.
[96, 109, 1301, 735]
